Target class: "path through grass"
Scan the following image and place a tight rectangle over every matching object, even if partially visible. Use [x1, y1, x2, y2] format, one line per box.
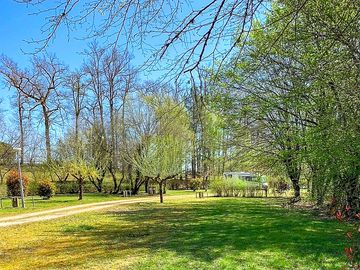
[0, 193, 125, 217]
[0, 190, 195, 217]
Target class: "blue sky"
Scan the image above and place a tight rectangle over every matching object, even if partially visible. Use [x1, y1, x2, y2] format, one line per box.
[0, 1, 237, 120]
[0, 1, 88, 115]
[1, 2, 83, 64]
[0, 1, 164, 117]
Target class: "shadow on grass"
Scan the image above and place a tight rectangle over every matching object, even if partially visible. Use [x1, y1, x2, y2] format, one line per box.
[13, 198, 350, 269]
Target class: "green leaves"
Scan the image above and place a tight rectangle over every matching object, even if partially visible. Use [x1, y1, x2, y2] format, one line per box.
[213, 0, 360, 205]
[132, 95, 192, 181]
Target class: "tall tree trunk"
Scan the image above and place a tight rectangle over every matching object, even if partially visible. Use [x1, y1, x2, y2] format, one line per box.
[109, 165, 121, 194]
[144, 177, 149, 193]
[109, 101, 116, 165]
[132, 169, 144, 195]
[284, 142, 301, 202]
[191, 142, 196, 178]
[221, 130, 227, 175]
[287, 160, 301, 202]
[132, 167, 139, 192]
[346, 175, 359, 211]
[42, 104, 52, 162]
[131, 183, 142, 195]
[75, 111, 79, 144]
[89, 175, 103, 193]
[291, 178, 301, 200]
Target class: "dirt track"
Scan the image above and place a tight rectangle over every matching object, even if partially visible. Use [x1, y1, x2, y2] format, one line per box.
[0, 195, 189, 228]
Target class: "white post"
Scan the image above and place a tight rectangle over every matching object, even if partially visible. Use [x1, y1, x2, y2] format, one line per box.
[14, 148, 25, 208]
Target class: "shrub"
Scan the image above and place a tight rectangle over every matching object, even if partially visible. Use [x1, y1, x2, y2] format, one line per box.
[210, 177, 254, 197]
[37, 179, 56, 199]
[55, 181, 79, 194]
[233, 179, 246, 196]
[54, 180, 114, 194]
[6, 170, 29, 197]
[210, 177, 224, 196]
[189, 178, 202, 191]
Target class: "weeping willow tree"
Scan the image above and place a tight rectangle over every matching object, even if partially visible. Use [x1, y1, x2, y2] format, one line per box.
[132, 95, 192, 203]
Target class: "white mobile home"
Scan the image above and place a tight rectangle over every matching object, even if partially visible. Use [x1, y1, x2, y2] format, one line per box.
[223, 172, 257, 181]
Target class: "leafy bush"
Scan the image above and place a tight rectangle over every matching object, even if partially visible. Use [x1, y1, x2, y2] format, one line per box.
[189, 178, 202, 191]
[234, 179, 247, 196]
[6, 170, 29, 197]
[37, 179, 56, 199]
[210, 177, 247, 197]
[210, 177, 224, 196]
[55, 181, 80, 194]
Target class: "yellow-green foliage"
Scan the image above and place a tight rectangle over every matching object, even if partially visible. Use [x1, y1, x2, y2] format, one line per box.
[189, 177, 202, 191]
[210, 176, 250, 197]
[64, 160, 98, 181]
[133, 95, 192, 180]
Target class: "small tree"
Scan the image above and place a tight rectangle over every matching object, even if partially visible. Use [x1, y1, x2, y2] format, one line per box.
[54, 131, 98, 200]
[64, 160, 98, 200]
[134, 135, 188, 203]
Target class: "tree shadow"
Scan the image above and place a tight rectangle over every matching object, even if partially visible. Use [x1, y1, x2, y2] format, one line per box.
[5, 198, 349, 269]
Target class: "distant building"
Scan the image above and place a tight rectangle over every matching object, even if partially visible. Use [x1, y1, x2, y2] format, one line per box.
[223, 171, 268, 190]
[223, 171, 257, 181]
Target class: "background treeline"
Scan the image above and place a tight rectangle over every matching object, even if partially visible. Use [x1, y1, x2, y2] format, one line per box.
[0, 42, 232, 201]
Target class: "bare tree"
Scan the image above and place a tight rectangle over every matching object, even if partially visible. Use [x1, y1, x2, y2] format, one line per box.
[65, 70, 87, 144]
[0, 59, 29, 163]
[103, 48, 129, 165]
[83, 42, 106, 130]
[0, 54, 67, 162]
[0, 112, 17, 184]
[103, 48, 134, 193]
[81, 43, 136, 193]
[81, 43, 110, 192]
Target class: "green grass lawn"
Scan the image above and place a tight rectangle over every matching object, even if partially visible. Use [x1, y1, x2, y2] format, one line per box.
[0, 197, 352, 270]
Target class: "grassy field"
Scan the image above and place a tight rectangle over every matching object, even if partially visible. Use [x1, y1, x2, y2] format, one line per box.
[0, 196, 351, 270]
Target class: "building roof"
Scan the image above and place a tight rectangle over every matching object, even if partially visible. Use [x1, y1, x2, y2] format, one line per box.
[223, 171, 255, 177]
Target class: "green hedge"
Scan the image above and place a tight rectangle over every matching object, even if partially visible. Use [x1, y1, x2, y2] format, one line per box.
[55, 181, 114, 194]
[210, 177, 263, 197]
